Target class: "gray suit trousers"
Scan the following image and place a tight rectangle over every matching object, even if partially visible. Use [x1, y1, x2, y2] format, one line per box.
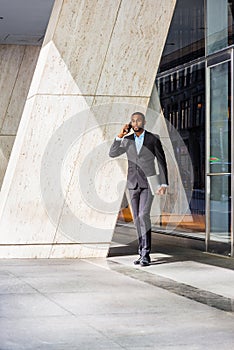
[129, 186, 154, 260]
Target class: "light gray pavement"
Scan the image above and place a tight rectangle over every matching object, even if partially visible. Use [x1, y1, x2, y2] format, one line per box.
[0, 226, 234, 349]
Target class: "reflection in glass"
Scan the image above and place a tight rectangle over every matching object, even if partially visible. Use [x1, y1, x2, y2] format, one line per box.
[208, 60, 231, 250]
[159, 0, 205, 72]
[210, 175, 231, 243]
[157, 62, 205, 233]
[210, 62, 231, 174]
[156, 0, 206, 235]
[207, 0, 234, 55]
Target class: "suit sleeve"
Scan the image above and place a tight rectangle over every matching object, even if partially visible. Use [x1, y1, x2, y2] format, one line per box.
[154, 137, 169, 185]
[109, 138, 127, 158]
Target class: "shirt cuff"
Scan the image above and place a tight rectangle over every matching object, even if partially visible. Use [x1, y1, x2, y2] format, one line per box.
[160, 184, 168, 187]
[115, 136, 123, 141]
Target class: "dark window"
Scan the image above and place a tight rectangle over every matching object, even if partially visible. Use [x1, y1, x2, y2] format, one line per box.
[156, 0, 206, 224]
[158, 0, 205, 73]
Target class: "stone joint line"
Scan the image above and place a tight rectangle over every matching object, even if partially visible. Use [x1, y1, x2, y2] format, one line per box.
[107, 260, 234, 313]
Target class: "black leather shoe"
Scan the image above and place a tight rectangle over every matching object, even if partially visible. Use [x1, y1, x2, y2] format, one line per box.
[140, 259, 150, 267]
[134, 257, 141, 265]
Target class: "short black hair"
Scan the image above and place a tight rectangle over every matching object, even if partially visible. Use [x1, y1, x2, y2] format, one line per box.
[131, 112, 145, 121]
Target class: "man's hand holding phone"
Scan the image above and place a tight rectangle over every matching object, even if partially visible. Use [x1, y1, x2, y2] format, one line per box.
[117, 122, 132, 138]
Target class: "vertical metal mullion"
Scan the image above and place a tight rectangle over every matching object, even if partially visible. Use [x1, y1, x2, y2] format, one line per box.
[231, 48, 234, 257]
[205, 61, 211, 252]
[204, 0, 208, 57]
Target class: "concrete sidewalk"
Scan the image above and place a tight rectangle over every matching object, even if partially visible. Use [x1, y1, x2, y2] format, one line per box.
[0, 228, 234, 349]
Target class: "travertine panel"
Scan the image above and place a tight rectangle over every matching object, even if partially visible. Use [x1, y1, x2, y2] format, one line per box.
[0, 245, 51, 259]
[97, 0, 177, 97]
[0, 97, 36, 208]
[49, 243, 109, 258]
[31, 0, 122, 95]
[1, 46, 40, 134]
[43, 0, 64, 47]
[0, 243, 108, 258]
[0, 45, 40, 189]
[0, 45, 25, 130]
[0, 95, 93, 244]
[28, 41, 81, 97]
[0, 136, 15, 187]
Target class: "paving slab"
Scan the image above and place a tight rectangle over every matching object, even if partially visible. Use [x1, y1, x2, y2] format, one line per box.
[0, 257, 234, 350]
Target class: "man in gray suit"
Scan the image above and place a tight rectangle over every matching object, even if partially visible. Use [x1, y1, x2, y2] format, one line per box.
[109, 112, 169, 266]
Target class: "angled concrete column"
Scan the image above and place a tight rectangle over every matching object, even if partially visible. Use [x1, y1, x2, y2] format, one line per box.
[0, 0, 176, 258]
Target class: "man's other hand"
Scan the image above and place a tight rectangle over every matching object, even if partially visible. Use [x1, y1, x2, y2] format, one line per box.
[156, 186, 167, 195]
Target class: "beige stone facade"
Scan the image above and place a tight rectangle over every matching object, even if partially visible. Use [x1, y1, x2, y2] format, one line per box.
[0, 0, 176, 258]
[0, 45, 40, 187]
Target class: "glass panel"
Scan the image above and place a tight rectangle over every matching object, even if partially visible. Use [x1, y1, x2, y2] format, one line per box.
[156, 0, 206, 236]
[156, 62, 206, 234]
[209, 175, 231, 248]
[207, 0, 234, 55]
[208, 60, 231, 255]
[159, 0, 205, 73]
[210, 61, 231, 174]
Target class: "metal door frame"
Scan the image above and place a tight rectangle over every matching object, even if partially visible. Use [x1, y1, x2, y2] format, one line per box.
[205, 48, 234, 256]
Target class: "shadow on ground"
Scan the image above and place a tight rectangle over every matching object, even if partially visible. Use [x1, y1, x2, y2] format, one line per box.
[108, 222, 234, 271]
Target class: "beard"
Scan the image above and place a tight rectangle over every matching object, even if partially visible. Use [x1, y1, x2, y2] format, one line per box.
[133, 126, 143, 132]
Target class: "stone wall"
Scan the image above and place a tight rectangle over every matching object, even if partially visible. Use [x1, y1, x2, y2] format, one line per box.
[0, 0, 176, 258]
[0, 45, 40, 187]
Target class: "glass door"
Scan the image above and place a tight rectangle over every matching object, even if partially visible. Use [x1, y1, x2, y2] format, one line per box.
[206, 54, 233, 256]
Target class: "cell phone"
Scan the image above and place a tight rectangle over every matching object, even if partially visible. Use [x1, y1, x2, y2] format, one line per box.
[126, 122, 132, 133]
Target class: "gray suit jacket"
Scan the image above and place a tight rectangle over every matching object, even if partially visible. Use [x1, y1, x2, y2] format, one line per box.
[109, 130, 169, 189]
